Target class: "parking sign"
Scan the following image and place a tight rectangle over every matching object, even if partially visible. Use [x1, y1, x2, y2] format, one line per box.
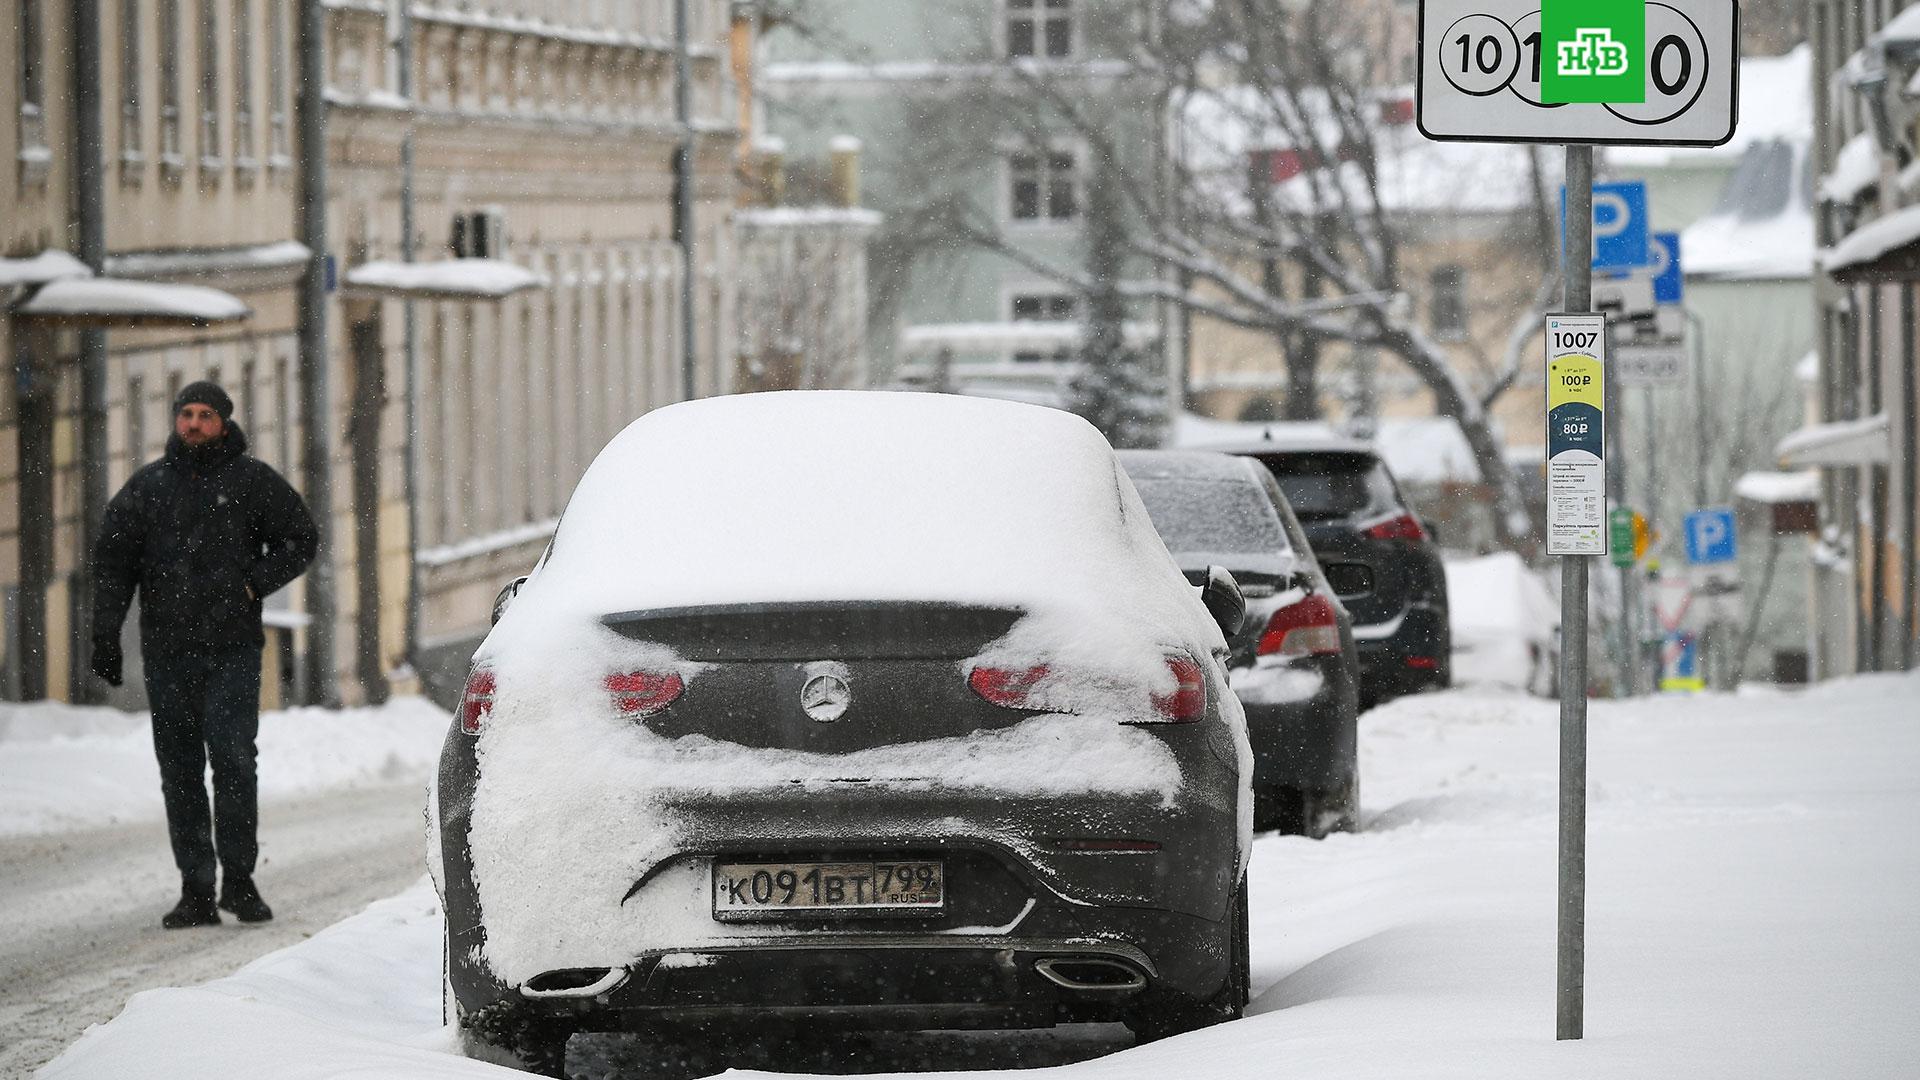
[1684, 508, 1737, 565]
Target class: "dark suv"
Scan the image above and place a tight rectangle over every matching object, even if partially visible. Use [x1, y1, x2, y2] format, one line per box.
[1217, 434, 1449, 707]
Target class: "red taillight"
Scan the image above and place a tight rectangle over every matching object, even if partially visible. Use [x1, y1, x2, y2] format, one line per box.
[1363, 512, 1427, 542]
[1150, 655, 1206, 722]
[1257, 593, 1343, 658]
[969, 664, 1052, 708]
[1406, 655, 1440, 670]
[459, 669, 495, 735]
[605, 671, 685, 716]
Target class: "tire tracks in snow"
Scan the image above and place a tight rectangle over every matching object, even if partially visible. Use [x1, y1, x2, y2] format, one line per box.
[0, 781, 429, 1080]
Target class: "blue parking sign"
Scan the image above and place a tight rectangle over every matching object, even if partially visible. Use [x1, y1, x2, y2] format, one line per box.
[1649, 232, 1683, 306]
[1684, 508, 1737, 565]
[1561, 181, 1650, 272]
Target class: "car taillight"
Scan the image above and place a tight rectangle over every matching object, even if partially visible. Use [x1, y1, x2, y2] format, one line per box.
[1257, 594, 1343, 658]
[969, 664, 1052, 708]
[459, 669, 495, 736]
[1363, 512, 1427, 542]
[1149, 654, 1207, 722]
[605, 671, 685, 717]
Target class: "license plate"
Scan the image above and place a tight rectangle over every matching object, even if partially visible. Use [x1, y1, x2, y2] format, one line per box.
[711, 860, 944, 920]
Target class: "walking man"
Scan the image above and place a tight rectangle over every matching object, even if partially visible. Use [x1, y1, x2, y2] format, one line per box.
[91, 381, 318, 929]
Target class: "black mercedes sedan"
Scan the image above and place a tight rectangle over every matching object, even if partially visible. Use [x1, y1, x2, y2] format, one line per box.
[430, 392, 1252, 1074]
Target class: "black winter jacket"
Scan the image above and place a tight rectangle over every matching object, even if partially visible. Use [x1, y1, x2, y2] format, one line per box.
[92, 423, 318, 654]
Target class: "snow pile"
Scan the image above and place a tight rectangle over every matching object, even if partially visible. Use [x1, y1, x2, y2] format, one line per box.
[41, 672, 1920, 1079]
[343, 258, 546, 298]
[462, 391, 1243, 985]
[1734, 470, 1820, 505]
[0, 249, 92, 287]
[1825, 205, 1920, 274]
[1821, 131, 1881, 204]
[1444, 553, 1557, 692]
[12, 278, 252, 322]
[0, 696, 450, 837]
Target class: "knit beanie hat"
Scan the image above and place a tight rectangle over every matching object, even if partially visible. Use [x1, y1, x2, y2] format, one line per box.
[173, 380, 234, 421]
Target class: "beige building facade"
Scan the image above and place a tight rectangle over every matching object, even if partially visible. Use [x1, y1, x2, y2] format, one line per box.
[4, 0, 744, 707]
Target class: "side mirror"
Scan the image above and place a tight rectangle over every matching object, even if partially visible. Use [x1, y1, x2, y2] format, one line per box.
[1199, 565, 1245, 640]
[492, 576, 528, 626]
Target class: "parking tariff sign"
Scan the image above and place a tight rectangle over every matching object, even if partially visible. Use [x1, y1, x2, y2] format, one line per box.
[1547, 314, 1607, 556]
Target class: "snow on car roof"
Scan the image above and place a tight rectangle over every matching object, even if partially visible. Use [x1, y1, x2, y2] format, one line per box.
[1115, 448, 1266, 483]
[522, 390, 1210, 640]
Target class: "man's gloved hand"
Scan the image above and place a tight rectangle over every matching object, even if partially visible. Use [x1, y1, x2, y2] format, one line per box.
[91, 634, 124, 687]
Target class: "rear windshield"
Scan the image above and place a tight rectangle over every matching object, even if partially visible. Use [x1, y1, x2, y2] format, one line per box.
[1250, 452, 1402, 522]
[1130, 478, 1291, 556]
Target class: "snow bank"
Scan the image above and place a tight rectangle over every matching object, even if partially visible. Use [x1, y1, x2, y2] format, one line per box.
[1444, 553, 1557, 692]
[0, 697, 451, 837]
[41, 672, 1920, 1079]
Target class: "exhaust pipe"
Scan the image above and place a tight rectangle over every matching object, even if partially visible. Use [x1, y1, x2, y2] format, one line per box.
[520, 966, 629, 999]
[1033, 956, 1148, 993]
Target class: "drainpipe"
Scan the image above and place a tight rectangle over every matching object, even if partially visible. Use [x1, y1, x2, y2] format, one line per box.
[73, 0, 109, 703]
[298, 0, 339, 705]
[674, 0, 698, 400]
[395, 0, 424, 687]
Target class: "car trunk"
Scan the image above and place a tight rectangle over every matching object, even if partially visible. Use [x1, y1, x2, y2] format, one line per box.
[1298, 522, 1409, 629]
[603, 601, 1032, 754]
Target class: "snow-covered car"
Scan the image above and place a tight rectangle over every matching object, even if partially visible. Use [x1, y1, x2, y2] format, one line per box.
[430, 391, 1253, 1073]
[1119, 450, 1361, 835]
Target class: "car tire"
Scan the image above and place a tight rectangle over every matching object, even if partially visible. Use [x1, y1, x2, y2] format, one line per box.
[456, 998, 573, 1077]
[1125, 876, 1248, 1043]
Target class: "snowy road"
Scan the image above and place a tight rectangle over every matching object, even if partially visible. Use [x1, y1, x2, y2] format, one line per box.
[27, 675, 1920, 1080]
[0, 781, 429, 1080]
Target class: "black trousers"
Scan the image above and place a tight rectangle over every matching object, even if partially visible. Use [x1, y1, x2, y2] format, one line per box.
[144, 645, 262, 891]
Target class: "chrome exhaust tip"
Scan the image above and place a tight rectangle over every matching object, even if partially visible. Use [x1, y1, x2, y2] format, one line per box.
[520, 966, 629, 999]
[1033, 956, 1148, 992]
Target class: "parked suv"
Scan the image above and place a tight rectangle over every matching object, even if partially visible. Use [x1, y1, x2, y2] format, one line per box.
[432, 392, 1252, 1073]
[1216, 433, 1449, 707]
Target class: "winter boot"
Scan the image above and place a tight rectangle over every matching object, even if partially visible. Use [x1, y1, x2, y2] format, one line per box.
[219, 876, 274, 923]
[162, 884, 221, 929]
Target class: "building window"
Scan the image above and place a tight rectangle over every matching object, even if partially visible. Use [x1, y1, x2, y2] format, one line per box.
[266, 0, 288, 165]
[1010, 149, 1078, 222]
[17, 0, 50, 181]
[1430, 264, 1468, 341]
[233, 0, 255, 174]
[1006, 0, 1072, 60]
[119, 0, 144, 175]
[159, 0, 184, 177]
[1012, 294, 1077, 321]
[198, 0, 221, 172]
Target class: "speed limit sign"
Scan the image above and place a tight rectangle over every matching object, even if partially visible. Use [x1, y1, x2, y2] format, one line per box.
[1417, 0, 1737, 145]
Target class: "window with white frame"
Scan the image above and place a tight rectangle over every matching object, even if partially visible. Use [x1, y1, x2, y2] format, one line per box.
[1429, 264, 1468, 341]
[198, 0, 221, 171]
[1011, 293, 1077, 321]
[1006, 0, 1072, 60]
[159, 0, 184, 175]
[1009, 148, 1078, 223]
[266, 0, 288, 165]
[17, 0, 50, 179]
[233, 0, 255, 172]
[119, 0, 143, 173]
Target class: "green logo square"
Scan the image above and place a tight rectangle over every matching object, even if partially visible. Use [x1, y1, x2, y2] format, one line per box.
[1541, 0, 1645, 104]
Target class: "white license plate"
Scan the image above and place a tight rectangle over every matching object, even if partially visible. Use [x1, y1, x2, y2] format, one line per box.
[711, 860, 944, 920]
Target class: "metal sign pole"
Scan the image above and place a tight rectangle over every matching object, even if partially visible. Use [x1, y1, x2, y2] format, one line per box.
[1557, 143, 1592, 1042]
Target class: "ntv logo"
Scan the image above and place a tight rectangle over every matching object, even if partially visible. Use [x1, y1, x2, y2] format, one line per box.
[1557, 28, 1631, 77]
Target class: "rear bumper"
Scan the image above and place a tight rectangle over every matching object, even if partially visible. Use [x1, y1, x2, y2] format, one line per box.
[1354, 604, 1449, 698]
[1230, 656, 1358, 794]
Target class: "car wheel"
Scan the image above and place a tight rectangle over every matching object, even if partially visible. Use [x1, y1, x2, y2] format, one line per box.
[1126, 876, 1248, 1043]
[1253, 787, 1307, 835]
[457, 999, 573, 1077]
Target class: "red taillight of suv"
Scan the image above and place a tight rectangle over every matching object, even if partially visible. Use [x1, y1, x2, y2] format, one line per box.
[605, 671, 685, 716]
[968, 664, 1052, 708]
[459, 669, 495, 735]
[1148, 655, 1206, 722]
[1363, 512, 1427, 542]
[1257, 593, 1344, 658]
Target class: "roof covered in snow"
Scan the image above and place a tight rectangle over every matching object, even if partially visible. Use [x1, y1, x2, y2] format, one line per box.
[1824, 204, 1920, 276]
[1776, 413, 1891, 468]
[11, 278, 252, 325]
[0, 250, 92, 288]
[1734, 470, 1820, 505]
[341, 258, 545, 300]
